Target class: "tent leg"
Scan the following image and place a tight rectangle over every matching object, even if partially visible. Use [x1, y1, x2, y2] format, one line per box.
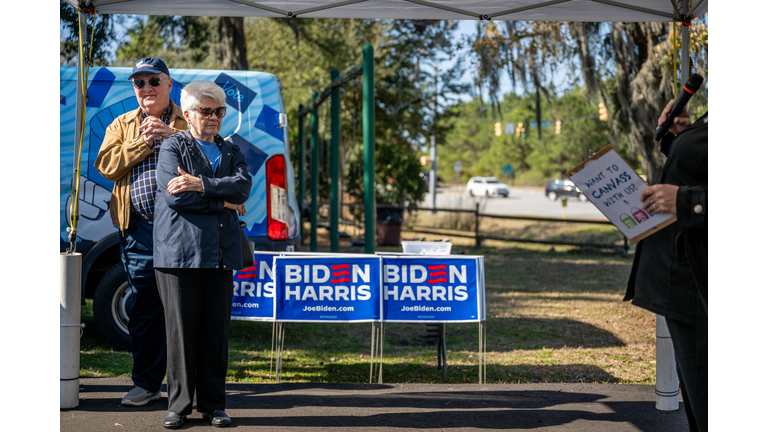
[655, 315, 679, 411]
[60, 252, 82, 408]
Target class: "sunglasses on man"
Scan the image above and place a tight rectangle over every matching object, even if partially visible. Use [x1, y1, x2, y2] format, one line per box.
[191, 106, 227, 118]
[132, 77, 172, 89]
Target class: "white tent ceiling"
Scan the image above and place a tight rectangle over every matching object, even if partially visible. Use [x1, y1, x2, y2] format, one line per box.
[66, 0, 707, 22]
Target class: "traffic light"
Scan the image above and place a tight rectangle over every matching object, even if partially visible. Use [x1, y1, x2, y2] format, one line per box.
[598, 102, 608, 121]
[555, 119, 561, 135]
[515, 122, 523, 137]
[494, 122, 502, 137]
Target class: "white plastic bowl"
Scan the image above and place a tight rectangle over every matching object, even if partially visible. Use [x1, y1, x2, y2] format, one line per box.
[401, 241, 452, 255]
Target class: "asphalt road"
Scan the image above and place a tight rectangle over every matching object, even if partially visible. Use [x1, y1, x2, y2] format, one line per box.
[421, 187, 608, 220]
[61, 378, 689, 431]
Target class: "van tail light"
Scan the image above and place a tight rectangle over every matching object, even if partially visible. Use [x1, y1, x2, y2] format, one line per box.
[266, 155, 288, 241]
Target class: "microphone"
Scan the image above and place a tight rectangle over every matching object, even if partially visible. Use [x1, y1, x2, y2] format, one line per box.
[654, 73, 704, 141]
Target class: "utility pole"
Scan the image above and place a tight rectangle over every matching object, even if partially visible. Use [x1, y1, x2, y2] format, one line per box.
[429, 60, 438, 213]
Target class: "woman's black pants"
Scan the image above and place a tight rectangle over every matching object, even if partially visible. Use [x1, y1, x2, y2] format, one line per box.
[156, 267, 234, 416]
[667, 299, 708, 432]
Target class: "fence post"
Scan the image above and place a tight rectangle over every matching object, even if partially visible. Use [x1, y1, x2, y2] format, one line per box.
[474, 202, 481, 247]
[310, 92, 319, 252]
[298, 104, 306, 246]
[330, 68, 340, 253]
[362, 44, 375, 254]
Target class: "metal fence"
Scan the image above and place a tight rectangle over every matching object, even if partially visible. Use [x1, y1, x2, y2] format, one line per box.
[309, 202, 628, 253]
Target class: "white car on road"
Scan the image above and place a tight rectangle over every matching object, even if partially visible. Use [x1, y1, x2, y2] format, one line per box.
[466, 177, 510, 197]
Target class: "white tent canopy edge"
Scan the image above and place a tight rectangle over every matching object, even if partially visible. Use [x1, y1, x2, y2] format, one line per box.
[65, 0, 707, 22]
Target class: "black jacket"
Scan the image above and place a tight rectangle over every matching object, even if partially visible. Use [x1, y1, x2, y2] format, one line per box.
[625, 113, 708, 323]
[153, 130, 252, 270]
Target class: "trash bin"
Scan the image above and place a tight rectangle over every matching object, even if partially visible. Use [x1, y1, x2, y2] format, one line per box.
[401, 241, 452, 255]
[376, 206, 404, 246]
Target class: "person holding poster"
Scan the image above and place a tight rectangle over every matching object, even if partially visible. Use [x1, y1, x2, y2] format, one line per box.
[625, 99, 707, 432]
[154, 81, 251, 429]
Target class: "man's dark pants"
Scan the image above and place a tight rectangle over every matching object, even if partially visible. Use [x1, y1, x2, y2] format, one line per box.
[120, 216, 167, 393]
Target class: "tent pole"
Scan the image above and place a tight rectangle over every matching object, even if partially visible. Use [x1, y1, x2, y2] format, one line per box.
[61, 8, 88, 409]
[73, 14, 85, 185]
[680, 7, 691, 91]
[656, 6, 691, 412]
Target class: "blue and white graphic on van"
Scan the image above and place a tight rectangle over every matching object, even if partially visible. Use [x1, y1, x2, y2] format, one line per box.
[60, 67, 300, 244]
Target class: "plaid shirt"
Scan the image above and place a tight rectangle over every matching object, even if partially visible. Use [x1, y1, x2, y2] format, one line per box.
[129, 103, 172, 217]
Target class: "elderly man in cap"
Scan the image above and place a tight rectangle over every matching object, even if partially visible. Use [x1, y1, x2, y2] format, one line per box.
[95, 57, 187, 406]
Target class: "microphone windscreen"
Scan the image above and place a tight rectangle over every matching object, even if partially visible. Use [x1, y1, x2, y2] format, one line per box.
[685, 73, 704, 93]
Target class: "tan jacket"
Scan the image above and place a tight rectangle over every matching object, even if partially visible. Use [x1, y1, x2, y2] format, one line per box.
[94, 103, 187, 232]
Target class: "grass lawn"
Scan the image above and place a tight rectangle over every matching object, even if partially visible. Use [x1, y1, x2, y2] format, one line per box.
[79, 230, 656, 385]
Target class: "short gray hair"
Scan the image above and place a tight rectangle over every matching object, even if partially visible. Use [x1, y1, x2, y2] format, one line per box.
[180, 80, 226, 115]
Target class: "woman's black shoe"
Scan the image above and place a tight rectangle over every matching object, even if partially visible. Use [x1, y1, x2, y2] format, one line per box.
[203, 410, 231, 427]
[162, 412, 185, 429]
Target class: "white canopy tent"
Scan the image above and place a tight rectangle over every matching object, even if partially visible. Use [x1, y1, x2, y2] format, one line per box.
[65, 0, 707, 22]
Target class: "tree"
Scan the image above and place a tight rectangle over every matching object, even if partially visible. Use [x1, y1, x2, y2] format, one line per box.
[439, 87, 626, 186]
[465, 17, 707, 184]
[467, 21, 568, 140]
[220, 17, 248, 70]
[569, 20, 708, 183]
[60, 0, 123, 66]
[116, 16, 217, 68]
[250, 18, 466, 208]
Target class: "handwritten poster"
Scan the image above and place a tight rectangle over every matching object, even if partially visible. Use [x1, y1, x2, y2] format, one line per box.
[569, 146, 675, 242]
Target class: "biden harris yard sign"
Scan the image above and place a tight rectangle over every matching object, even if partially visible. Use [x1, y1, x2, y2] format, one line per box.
[231, 252, 279, 321]
[381, 256, 485, 323]
[273, 255, 383, 322]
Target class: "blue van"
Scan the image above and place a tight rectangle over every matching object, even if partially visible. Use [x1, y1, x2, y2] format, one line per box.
[60, 66, 301, 349]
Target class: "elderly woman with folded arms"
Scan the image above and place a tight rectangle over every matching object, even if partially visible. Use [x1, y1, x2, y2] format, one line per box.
[153, 80, 251, 429]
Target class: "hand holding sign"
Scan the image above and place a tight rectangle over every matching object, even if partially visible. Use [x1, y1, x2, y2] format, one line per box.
[640, 184, 679, 214]
[568, 145, 676, 242]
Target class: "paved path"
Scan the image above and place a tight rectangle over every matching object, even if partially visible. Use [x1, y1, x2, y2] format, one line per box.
[61, 377, 688, 431]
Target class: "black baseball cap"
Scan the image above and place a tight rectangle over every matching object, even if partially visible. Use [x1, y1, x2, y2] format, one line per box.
[128, 57, 170, 79]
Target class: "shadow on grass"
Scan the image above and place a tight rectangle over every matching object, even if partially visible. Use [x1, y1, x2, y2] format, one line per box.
[379, 319, 622, 353]
[485, 317, 624, 350]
